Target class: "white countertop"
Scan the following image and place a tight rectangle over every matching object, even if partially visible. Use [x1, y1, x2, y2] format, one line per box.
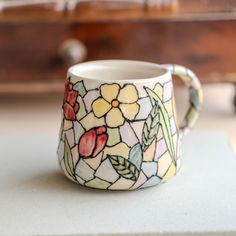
[1, 132, 236, 236]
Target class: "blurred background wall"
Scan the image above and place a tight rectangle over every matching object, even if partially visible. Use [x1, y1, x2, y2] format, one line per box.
[0, 0, 235, 151]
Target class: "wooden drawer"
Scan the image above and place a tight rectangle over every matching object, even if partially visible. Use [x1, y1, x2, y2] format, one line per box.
[0, 20, 236, 93]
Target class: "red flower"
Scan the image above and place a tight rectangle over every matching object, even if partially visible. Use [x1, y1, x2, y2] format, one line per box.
[63, 81, 79, 120]
[79, 126, 108, 158]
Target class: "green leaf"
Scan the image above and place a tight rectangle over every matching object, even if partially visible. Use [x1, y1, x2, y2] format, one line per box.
[129, 143, 143, 169]
[64, 136, 75, 178]
[141, 102, 160, 151]
[108, 155, 140, 181]
[144, 87, 176, 165]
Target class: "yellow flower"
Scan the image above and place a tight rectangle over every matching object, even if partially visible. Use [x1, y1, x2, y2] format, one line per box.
[92, 84, 140, 128]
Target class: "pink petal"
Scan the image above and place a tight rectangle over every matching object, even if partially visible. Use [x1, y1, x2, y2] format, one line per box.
[92, 134, 108, 157]
[63, 103, 76, 120]
[74, 103, 80, 113]
[79, 129, 96, 158]
[96, 126, 106, 135]
[67, 90, 78, 107]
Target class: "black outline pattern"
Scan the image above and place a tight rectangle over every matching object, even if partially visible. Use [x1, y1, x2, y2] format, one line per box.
[58, 79, 182, 190]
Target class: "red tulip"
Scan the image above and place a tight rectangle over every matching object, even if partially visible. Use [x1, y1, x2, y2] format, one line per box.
[63, 81, 80, 121]
[79, 126, 108, 158]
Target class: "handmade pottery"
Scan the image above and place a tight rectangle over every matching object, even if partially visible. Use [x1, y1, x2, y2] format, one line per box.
[57, 60, 203, 190]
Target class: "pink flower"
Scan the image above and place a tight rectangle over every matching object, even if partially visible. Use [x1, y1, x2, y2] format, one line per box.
[63, 81, 79, 120]
[79, 126, 108, 158]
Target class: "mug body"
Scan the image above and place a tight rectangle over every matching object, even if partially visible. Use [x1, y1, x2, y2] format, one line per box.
[57, 60, 181, 190]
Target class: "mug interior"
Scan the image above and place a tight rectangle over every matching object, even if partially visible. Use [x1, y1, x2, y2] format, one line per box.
[68, 60, 168, 82]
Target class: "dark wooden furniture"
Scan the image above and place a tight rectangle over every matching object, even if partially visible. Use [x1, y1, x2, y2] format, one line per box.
[0, 0, 236, 108]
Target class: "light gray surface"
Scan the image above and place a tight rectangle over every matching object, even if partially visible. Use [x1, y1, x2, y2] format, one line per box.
[0, 132, 236, 236]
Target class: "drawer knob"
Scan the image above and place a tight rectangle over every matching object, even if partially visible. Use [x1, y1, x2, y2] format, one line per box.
[59, 39, 87, 65]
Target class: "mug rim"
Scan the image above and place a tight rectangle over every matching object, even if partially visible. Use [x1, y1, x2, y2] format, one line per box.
[68, 60, 171, 83]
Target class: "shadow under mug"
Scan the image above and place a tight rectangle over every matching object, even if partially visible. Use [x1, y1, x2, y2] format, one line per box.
[57, 60, 203, 190]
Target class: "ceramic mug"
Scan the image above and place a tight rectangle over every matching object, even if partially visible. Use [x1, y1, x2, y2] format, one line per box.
[57, 60, 203, 190]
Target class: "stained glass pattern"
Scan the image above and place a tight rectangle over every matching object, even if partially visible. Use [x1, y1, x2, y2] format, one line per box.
[57, 69, 202, 190]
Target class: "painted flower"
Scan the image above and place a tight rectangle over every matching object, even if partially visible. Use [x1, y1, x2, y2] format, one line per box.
[92, 84, 140, 128]
[63, 81, 79, 121]
[79, 126, 108, 158]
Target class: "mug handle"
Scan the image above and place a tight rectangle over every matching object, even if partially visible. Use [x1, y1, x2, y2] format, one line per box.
[164, 64, 203, 137]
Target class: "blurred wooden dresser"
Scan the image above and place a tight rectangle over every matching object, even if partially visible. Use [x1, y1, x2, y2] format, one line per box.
[0, 0, 236, 108]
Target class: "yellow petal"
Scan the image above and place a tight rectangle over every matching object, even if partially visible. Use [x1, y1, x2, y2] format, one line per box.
[105, 108, 125, 128]
[100, 84, 120, 102]
[117, 84, 138, 103]
[92, 98, 111, 118]
[119, 103, 139, 120]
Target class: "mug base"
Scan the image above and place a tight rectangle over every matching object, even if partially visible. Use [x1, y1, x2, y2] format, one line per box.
[59, 155, 179, 190]
[60, 162, 166, 190]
